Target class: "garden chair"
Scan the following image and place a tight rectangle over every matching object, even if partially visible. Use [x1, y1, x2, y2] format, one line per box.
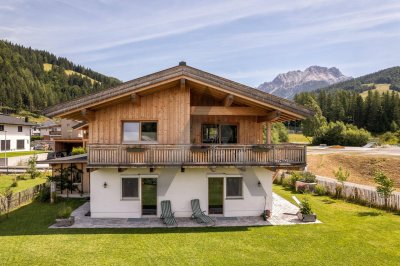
[191, 199, 215, 225]
[160, 200, 177, 226]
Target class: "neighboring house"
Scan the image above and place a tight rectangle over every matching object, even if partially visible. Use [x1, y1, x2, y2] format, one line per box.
[39, 119, 86, 153]
[39, 121, 62, 140]
[0, 115, 35, 152]
[44, 62, 312, 218]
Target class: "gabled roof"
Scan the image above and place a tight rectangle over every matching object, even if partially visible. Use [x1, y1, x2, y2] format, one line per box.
[44, 63, 313, 119]
[0, 115, 36, 126]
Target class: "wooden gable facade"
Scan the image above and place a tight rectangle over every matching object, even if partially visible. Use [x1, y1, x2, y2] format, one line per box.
[44, 63, 312, 168]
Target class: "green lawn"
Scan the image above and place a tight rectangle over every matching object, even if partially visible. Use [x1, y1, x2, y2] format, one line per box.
[0, 174, 47, 193]
[0, 150, 47, 158]
[0, 186, 400, 265]
[288, 133, 312, 144]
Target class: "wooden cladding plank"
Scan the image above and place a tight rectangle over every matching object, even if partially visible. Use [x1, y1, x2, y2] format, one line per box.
[191, 106, 268, 116]
[90, 85, 191, 145]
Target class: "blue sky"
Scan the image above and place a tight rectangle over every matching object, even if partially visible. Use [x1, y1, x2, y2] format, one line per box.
[1, 0, 399, 86]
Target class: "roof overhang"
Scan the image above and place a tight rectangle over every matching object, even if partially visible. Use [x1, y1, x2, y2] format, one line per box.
[44, 64, 314, 122]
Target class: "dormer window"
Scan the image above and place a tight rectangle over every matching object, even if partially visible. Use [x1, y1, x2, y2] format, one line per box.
[123, 121, 157, 143]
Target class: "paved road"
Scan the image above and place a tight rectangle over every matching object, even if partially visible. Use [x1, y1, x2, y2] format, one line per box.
[307, 146, 400, 157]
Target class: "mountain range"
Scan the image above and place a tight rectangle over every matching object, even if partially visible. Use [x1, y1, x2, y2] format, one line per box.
[258, 66, 352, 99]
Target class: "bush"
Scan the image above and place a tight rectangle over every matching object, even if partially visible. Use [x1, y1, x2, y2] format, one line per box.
[379, 132, 399, 145]
[71, 147, 86, 155]
[300, 172, 316, 183]
[36, 186, 50, 203]
[314, 184, 326, 196]
[299, 198, 313, 215]
[57, 204, 73, 219]
[313, 121, 371, 147]
[10, 180, 18, 187]
[271, 122, 289, 143]
[31, 135, 44, 142]
[288, 172, 303, 189]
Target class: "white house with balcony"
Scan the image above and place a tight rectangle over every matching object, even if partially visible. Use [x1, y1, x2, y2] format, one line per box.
[0, 115, 35, 152]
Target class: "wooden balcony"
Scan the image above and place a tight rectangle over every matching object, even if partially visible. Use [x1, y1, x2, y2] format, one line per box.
[87, 144, 307, 168]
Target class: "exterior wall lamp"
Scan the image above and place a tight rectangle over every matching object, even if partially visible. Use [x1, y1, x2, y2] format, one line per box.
[103, 182, 108, 188]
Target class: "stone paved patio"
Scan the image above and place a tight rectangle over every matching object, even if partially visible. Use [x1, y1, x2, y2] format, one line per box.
[50, 193, 321, 228]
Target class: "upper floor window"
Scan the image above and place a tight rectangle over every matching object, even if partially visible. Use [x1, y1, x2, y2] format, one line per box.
[0, 125, 3, 131]
[123, 122, 157, 143]
[202, 124, 237, 144]
[18, 126, 23, 132]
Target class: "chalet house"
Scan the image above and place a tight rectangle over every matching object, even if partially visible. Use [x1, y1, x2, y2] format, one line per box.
[44, 62, 312, 218]
[0, 114, 34, 152]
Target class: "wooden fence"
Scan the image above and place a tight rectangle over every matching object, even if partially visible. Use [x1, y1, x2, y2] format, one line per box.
[316, 176, 400, 211]
[0, 183, 46, 213]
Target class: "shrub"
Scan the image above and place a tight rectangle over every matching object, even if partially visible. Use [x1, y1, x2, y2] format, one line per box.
[374, 170, 394, 209]
[10, 180, 17, 187]
[314, 184, 326, 196]
[71, 147, 86, 155]
[57, 204, 73, 219]
[289, 172, 303, 189]
[300, 172, 316, 183]
[27, 155, 40, 179]
[273, 122, 289, 143]
[299, 198, 313, 215]
[379, 132, 399, 145]
[313, 121, 371, 147]
[36, 186, 51, 203]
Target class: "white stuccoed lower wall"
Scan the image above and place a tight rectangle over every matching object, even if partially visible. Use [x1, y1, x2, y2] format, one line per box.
[90, 167, 273, 218]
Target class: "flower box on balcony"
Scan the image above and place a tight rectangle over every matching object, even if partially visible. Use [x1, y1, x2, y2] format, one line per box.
[251, 145, 272, 152]
[190, 145, 209, 152]
[126, 146, 147, 152]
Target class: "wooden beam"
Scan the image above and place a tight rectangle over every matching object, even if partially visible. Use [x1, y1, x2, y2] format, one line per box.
[223, 94, 234, 107]
[118, 168, 127, 172]
[257, 110, 281, 123]
[81, 109, 95, 121]
[130, 93, 141, 106]
[190, 106, 268, 116]
[180, 78, 186, 91]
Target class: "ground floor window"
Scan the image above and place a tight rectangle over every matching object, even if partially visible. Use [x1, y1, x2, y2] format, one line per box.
[226, 177, 243, 198]
[121, 178, 139, 199]
[16, 139, 25, 150]
[0, 140, 10, 151]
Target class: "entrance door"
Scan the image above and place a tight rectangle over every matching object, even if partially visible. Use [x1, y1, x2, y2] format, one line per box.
[208, 178, 223, 214]
[142, 178, 157, 215]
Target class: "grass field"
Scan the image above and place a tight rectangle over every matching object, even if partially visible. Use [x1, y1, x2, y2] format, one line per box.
[288, 133, 312, 144]
[0, 151, 47, 158]
[0, 174, 47, 193]
[0, 185, 399, 265]
[360, 83, 400, 99]
[43, 63, 99, 85]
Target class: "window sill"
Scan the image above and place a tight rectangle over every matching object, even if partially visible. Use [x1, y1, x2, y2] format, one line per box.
[121, 198, 140, 201]
[225, 197, 244, 200]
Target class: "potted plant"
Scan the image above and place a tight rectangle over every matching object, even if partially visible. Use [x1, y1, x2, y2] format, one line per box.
[297, 198, 317, 222]
[260, 210, 271, 221]
[54, 204, 74, 227]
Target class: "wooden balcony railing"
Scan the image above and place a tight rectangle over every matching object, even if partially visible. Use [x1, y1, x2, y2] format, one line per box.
[87, 144, 307, 168]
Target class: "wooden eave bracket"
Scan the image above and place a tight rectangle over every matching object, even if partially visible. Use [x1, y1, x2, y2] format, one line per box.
[257, 110, 281, 123]
[81, 109, 95, 121]
[131, 93, 141, 106]
[223, 94, 234, 107]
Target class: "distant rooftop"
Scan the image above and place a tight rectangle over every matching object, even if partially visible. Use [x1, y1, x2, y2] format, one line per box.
[0, 114, 36, 126]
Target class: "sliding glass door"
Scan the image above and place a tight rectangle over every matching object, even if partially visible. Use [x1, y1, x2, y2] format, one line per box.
[141, 178, 157, 215]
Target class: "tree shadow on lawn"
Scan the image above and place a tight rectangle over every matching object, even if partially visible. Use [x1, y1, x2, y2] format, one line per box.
[0, 201, 258, 237]
[357, 211, 382, 217]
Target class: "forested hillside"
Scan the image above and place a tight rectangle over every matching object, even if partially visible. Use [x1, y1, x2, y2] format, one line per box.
[0, 40, 121, 112]
[316, 67, 400, 93]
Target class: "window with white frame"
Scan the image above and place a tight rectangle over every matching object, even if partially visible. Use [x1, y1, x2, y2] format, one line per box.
[121, 177, 139, 199]
[122, 122, 157, 143]
[18, 126, 23, 132]
[226, 177, 243, 198]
